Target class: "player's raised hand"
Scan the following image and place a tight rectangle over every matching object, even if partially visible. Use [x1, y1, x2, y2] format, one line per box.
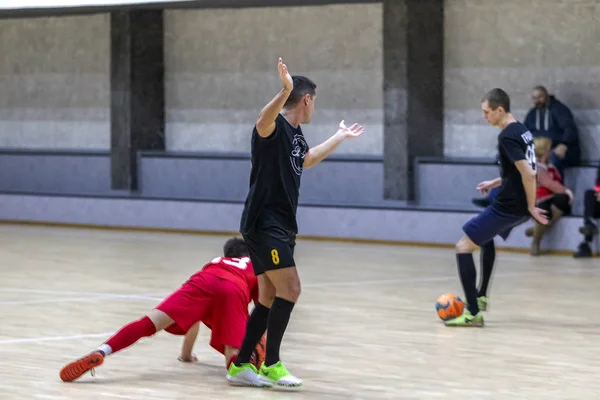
[278, 57, 293, 91]
[336, 120, 364, 139]
[530, 207, 549, 225]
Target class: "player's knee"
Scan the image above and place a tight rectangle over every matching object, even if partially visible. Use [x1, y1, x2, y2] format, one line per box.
[280, 274, 301, 302]
[267, 267, 301, 302]
[148, 309, 173, 332]
[455, 237, 474, 254]
[257, 274, 276, 307]
[288, 277, 301, 302]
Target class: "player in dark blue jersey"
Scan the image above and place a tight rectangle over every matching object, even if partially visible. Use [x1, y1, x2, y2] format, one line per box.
[445, 88, 549, 327]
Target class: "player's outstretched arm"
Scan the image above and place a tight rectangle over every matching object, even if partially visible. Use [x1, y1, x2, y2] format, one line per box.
[178, 322, 200, 362]
[303, 120, 364, 169]
[256, 58, 293, 138]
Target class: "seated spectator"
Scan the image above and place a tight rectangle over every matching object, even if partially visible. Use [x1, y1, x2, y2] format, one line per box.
[524, 137, 573, 256]
[573, 166, 600, 258]
[472, 85, 580, 208]
[525, 85, 581, 174]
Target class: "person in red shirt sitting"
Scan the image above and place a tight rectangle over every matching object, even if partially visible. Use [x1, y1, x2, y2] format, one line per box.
[59, 237, 264, 382]
[525, 137, 573, 255]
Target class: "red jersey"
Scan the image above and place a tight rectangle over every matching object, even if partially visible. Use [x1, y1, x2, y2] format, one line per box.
[199, 256, 258, 304]
[537, 164, 563, 199]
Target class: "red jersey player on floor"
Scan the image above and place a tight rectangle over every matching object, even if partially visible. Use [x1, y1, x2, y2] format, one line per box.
[59, 237, 265, 382]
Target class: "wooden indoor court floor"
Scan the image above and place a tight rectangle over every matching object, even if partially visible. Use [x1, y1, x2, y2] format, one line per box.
[0, 224, 599, 399]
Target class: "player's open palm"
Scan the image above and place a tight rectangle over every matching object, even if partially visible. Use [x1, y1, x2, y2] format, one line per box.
[337, 120, 364, 139]
[278, 57, 293, 91]
[530, 207, 549, 225]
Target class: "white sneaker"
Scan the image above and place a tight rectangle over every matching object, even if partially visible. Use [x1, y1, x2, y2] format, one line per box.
[259, 361, 303, 387]
[226, 363, 273, 387]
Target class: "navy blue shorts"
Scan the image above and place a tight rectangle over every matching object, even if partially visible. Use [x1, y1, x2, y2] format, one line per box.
[462, 204, 530, 246]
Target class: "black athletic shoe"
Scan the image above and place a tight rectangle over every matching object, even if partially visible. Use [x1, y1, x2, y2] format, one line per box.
[573, 242, 593, 258]
[579, 224, 598, 237]
[471, 197, 492, 208]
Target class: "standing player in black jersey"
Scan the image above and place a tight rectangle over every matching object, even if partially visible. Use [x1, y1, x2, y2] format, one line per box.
[226, 58, 364, 386]
[445, 88, 549, 327]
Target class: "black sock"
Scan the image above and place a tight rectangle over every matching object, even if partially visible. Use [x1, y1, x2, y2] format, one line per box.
[265, 297, 295, 367]
[456, 253, 479, 315]
[478, 240, 496, 298]
[235, 302, 270, 366]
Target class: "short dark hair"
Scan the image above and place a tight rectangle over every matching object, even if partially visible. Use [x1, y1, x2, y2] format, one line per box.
[283, 75, 317, 108]
[482, 88, 511, 112]
[533, 85, 548, 95]
[223, 237, 249, 258]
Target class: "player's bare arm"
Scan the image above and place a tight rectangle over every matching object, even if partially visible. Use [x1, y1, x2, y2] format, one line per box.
[256, 58, 293, 138]
[303, 120, 364, 168]
[178, 322, 200, 362]
[476, 177, 502, 194]
[515, 160, 548, 225]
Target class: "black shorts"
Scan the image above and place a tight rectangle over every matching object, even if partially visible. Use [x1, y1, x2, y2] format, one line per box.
[462, 204, 529, 247]
[243, 229, 296, 275]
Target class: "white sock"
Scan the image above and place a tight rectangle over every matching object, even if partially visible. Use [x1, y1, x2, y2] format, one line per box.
[98, 344, 112, 356]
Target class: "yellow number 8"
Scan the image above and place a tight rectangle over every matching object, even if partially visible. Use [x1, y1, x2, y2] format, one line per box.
[271, 249, 280, 265]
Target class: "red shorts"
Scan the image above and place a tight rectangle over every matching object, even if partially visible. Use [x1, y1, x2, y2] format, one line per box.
[155, 272, 249, 355]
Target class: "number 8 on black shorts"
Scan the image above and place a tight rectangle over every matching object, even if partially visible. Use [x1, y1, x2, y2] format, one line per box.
[243, 233, 296, 275]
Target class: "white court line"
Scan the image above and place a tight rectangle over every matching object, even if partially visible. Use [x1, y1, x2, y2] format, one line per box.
[0, 294, 164, 306]
[0, 271, 536, 346]
[0, 267, 595, 300]
[0, 332, 115, 345]
[0, 288, 155, 297]
[306, 267, 600, 288]
[0, 295, 119, 306]
[120, 294, 163, 301]
[0, 271, 532, 299]
[301, 271, 532, 288]
[0, 268, 596, 346]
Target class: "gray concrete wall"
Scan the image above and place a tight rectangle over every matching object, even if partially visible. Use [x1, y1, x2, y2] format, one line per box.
[0, 1, 598, 160]
[0, 14, 110, 149]
[444, 0, 600, 160]
[163, 4, 383, 154]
